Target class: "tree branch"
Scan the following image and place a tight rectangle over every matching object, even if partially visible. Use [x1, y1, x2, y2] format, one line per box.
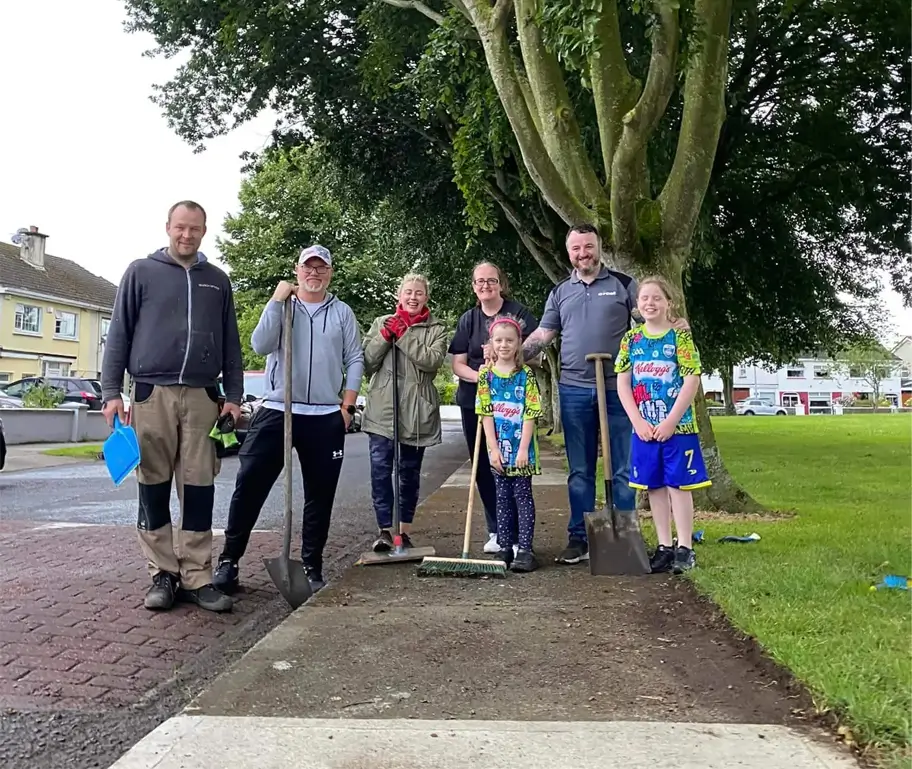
[589, 0, 639, 183]
[610, 2, 679, 261]
[381, 0, 446, 25]
[492, 0, 513, 30]
[485, 181, 568, 284]
[658, 0, 733, 252]
[460, 0, 591, 225]
[514, 0, 605, 211]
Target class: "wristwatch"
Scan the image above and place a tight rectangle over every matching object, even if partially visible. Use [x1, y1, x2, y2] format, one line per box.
[344, 404, 356, 415]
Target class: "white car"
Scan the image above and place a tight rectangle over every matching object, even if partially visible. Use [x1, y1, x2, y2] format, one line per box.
[735, 398, 789, 416]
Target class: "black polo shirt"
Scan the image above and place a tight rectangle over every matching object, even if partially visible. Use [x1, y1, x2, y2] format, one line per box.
[448, 300, 539, 409]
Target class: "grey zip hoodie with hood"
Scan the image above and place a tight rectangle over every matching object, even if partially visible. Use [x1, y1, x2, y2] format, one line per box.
[101, 249, 244, 404]
[252, 294, 364, 408]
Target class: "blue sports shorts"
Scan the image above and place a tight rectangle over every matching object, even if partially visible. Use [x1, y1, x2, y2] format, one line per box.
[629, 432, 711, 491]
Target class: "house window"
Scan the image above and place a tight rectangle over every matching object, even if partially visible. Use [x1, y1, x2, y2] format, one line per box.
[101, 317, 110, 339]
[54, 311, 78, 339]
[43, 361, 70, 377]
[786, 368, 804, 379]
[0, 373, 10, 383]
[738, 366, 748, 378]
[813, 365, 831, 379]
[14, 303, 41, 334]
[849, 366, 864, 378]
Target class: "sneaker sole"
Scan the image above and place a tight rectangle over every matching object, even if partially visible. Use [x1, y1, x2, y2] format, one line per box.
[143, 600, 174, 611]
[554, 553, 590, 564]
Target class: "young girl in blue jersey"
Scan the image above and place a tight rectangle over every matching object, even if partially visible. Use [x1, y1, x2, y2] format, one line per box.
[475, 315, 543, 573]
[615, 277, 711, 574]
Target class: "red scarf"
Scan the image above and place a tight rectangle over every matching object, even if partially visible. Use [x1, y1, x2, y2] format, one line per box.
[396, 303, 430, 326]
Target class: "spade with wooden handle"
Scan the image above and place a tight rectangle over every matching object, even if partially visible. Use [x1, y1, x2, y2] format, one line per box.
[584, 352, 651, 576]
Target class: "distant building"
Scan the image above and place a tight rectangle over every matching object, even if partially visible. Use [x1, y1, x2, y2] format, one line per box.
[0, 227, 117, 383]
[891, 336, 912, 404]
[703, 351, 905, 411]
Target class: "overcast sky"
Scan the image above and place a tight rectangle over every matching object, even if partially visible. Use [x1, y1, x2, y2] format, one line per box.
[0, 0, 908, 343]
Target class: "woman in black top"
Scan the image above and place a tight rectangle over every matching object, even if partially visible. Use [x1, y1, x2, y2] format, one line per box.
[447, 261, 539, 554]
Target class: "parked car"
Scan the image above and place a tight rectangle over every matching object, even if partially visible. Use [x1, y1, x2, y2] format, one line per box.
[2, 376, 103, 410]
[735, 398, 789, 416]
[0, 389, 23, 409]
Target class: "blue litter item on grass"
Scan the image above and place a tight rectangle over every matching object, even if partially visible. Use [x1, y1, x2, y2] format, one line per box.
[693, 530, 705, 544]
[103, 414, 141, 486]
[870, 575, 910, 591]
[717, 532, 761, 543]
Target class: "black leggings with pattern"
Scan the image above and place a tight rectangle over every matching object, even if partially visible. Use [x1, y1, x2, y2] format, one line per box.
[492, 473, 536, 551]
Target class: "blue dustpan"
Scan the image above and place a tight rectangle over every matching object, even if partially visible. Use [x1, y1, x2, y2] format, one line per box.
[103, 414, 141, 486]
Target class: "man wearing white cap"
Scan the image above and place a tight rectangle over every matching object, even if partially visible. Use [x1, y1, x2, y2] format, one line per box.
[214, 245, 364, 594]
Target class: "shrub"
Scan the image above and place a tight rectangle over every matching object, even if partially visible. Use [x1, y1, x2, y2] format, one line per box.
[22, 383, 64, 409]
[437, 381, 457, 405]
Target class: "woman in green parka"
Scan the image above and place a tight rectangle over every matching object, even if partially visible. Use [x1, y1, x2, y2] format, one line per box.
[361, 273, 449, 552]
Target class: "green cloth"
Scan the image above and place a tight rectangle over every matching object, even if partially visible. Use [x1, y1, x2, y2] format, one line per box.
[209, 422, 240, 451]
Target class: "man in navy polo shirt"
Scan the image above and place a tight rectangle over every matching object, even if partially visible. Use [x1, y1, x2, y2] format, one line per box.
[522, 224, 639, 565]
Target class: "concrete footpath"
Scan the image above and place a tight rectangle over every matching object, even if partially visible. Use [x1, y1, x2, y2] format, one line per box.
[109, 449, 856, 769]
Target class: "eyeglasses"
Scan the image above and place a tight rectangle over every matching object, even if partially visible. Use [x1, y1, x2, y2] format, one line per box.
[299, 264, 330, 275]
[473, 278, 500, 287]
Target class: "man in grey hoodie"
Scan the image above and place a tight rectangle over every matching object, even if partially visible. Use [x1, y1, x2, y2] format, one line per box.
[213, 245, 364, 594]
[102, 200, 244, 613]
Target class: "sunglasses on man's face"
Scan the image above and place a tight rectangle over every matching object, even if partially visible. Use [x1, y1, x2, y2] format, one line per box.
[299, 264, 330, 275]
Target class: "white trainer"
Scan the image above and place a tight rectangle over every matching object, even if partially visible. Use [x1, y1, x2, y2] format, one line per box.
[483, 532, 501, 553]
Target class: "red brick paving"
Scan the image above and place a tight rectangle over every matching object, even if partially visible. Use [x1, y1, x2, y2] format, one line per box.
[0, 521, 283, 711]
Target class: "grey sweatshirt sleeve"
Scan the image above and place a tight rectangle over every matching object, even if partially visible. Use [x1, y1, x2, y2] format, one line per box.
[101, 264, 140, 402]
[251, 299, 284, 356]
[341, 306, 364, 392]
[221, 284, 245, 404]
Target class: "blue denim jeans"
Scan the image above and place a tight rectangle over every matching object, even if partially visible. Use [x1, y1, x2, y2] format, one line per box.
[368, 434, 426, 529]
[559, 383, 635, 543]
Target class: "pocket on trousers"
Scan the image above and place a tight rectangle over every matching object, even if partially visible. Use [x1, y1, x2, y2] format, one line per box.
[133, 382, 155, 404]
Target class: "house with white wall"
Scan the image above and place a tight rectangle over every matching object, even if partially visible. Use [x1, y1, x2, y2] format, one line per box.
[703, 353, 905, 410]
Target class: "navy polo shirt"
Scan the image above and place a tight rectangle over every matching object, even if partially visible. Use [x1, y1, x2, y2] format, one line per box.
[540, 267, 638, 389]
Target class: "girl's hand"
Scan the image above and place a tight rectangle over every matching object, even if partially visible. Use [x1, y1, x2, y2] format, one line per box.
[515, 447, 529, 468]
[634, 418, 655, 441]
[489, 449, 504, 474]
[654, 419, 677, 442]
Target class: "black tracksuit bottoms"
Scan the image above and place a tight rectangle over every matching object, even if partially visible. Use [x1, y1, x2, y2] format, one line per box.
[220, 407, 346, 572]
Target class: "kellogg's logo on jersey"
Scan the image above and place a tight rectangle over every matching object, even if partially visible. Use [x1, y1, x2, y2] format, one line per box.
[633, 360, 675, 379]
[493, 401, 522, 421]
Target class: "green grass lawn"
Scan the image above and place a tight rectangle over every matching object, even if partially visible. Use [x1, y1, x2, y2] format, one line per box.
[41, 443, 103, 459]
[548, 414, 911, 766]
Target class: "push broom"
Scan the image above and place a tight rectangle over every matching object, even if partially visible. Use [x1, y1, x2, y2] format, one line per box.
[417, 414, 507, 578]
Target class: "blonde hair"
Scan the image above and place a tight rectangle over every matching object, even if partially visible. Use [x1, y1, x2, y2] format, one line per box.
[637, 275, 680, 323]
[487, 313, 525, 371]
[398, 273, 430, 297]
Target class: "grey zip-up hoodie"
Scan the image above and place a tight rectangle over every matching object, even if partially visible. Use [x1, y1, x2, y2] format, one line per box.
[253, 295, 364, 406]
[101, 249, 244, 404]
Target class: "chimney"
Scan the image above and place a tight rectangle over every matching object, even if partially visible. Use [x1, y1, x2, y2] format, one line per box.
[20, 225, 48, 270]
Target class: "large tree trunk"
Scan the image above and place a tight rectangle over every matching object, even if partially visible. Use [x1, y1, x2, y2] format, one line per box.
[545, 345, 562, 434]
[721, 367, 736, 414]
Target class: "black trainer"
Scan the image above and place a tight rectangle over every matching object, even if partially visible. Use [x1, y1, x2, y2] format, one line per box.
[649, 545, 675, 574]
[400, 532, 415, 549]
[555, 539, 589, 564]
[511, 549, 539, 573]
[144, 571, 178, 611]
[212, 558, 239, 594]
[496, 548, 514, 569]
[178, 584, 233, 612]
[673, 546, 696, 574]
[372, 530, 393, 553]
[305, 566, 326, 593]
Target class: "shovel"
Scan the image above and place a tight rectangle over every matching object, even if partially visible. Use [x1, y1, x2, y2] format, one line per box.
[263, 297, 313, 608]
[356, 335, 436, 566]
[583, 352, 651, 576]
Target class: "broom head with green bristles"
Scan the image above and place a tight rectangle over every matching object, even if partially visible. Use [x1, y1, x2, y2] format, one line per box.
[417, 554, 507, 578]
[419, 415, 508, 578]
